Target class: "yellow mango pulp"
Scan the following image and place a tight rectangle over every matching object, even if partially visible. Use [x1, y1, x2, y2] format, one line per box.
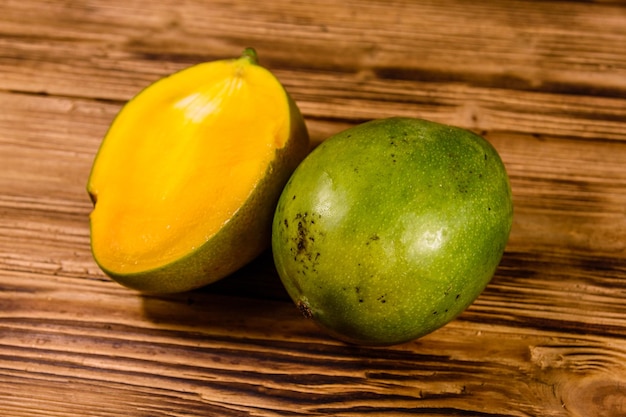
[88, 49, 309, 292]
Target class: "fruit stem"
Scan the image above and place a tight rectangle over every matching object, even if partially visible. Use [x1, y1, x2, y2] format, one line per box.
[241, 47, 259, 65]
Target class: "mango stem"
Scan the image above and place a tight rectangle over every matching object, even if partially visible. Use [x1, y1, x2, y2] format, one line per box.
[241, 47, 259, 65]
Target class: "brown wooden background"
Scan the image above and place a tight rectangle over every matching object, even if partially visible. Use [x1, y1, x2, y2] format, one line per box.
[1, 0, 626, 416]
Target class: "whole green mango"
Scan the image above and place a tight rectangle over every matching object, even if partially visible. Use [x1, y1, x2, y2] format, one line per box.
[272, 117, 513, 345]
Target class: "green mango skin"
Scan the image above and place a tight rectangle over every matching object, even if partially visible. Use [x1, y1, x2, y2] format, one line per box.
[272, 117, 513, 345]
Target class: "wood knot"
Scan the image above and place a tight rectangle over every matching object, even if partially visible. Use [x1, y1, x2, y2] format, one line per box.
[561, 376, 626, 417]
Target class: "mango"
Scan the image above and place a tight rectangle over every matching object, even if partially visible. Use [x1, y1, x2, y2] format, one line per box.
[88, 48, 309, 293]
[272, 117, 513, 345]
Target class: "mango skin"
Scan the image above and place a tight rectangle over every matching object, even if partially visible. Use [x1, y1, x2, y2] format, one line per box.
[272, 117, 513, 345]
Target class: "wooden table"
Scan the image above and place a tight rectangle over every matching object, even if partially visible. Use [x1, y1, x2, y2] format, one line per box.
[2, 1, 626, 415]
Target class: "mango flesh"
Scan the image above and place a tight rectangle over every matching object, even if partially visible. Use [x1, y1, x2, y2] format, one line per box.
[88, 49, 309, 293]
[272, 117, 513, 345]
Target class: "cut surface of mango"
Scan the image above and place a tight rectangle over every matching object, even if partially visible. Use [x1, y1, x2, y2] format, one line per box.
[88, 52, 292, 275]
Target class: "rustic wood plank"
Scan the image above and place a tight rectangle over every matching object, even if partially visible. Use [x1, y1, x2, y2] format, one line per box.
[1, 0, 626, 416]
[2, 268, 626, 417]
[1, 0, 626, 143]
[2, 0, 626, 92]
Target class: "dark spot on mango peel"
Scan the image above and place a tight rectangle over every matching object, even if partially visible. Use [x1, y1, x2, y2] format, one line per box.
[297, 300, 313, 319]
[366, 234, 380, 246]
[296, 221, 307, 254]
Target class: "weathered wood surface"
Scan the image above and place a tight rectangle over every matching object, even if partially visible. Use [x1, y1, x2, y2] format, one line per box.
[1, 0, 626, 415]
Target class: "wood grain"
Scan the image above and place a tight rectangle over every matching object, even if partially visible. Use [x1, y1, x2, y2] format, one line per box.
[1, 0, 626, 416]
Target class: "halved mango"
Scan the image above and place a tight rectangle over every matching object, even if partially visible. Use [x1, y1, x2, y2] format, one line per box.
[87, 48, 309, 293]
